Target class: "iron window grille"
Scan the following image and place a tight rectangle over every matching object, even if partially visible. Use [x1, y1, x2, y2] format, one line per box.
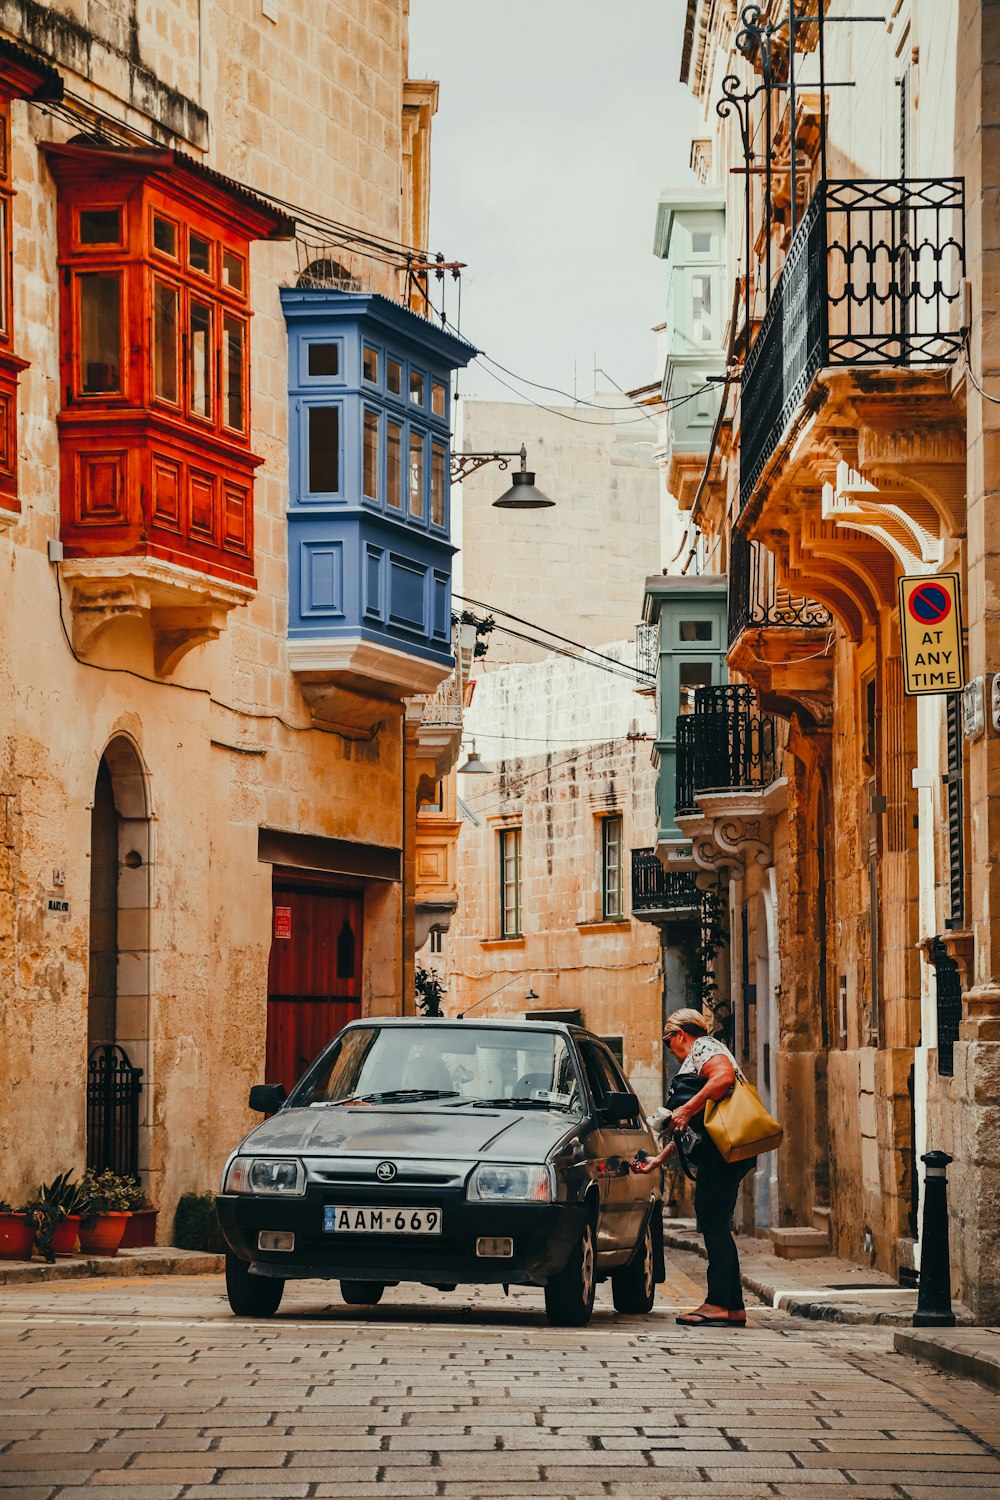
[740, 177, 966, 510]
[931, 937, 962, 1077]
[630, 850, 699, 914]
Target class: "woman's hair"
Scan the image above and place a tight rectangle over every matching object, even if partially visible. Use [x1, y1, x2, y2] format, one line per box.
[663, 1007, 711, 1039]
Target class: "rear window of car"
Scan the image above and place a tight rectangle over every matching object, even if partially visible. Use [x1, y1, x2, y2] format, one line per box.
[291, 1025, 583, 1111]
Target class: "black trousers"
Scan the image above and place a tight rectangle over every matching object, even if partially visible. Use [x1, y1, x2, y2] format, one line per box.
[693, 1145, 754, 1311]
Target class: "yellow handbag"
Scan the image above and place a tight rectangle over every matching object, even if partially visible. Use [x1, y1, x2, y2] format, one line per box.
[703, 1075, 783, 1163]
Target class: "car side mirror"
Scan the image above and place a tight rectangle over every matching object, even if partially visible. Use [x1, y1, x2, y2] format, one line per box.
[598, 1091, 641, 1125]
[249, 1083, 287, 1114]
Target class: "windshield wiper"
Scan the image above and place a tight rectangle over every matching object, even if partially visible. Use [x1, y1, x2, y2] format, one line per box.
[337, 1088, 460, 1105]
[467, 1096, 573, 1111]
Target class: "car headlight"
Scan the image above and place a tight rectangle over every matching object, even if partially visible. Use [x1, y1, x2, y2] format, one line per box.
[223, 1157, 305, 1196]
[466, 1163, 553, 1203]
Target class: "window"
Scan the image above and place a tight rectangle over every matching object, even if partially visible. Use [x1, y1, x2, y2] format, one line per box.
[79, 208, 122, 246]
[410, 368, 425, 406]
[363, 408, 379, 500]
[222, 250, 245, 292]
[431, 379, 446, 417]
[429, 929, 443, 955]
[430, 441, 446, 526]
[409, 430, 425, 517]
[363, 344, 379, 384]
[387, 358, 402, 396]
[222, 315, 246, 433]
[692, 272, 713, 342]
[602, 814, 624, 919]
[679, 619, 713, 642]
[152, 213, 177, 257]
[309, 407, 340, 493]
[499, 828, 522, 938]
[692, 230, 712, 253]
[79, 273, 122, 394]
[308, 342, 340, 377]
[386, 420, 403, 509]
[188, 300, 213, 419]
[188, 229, 211, 275]
[679, 660, 713, 712]
[153, 282, 179, 404]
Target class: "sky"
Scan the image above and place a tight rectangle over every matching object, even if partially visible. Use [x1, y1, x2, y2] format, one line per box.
[407, 0, 702, 405]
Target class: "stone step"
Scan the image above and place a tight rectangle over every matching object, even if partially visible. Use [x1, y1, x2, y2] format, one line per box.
[770, 1226, 831, 1259]
[811, 1204, 832, 1235]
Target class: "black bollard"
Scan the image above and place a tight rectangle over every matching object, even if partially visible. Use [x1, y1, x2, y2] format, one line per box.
[913, 1150, 956, 1328]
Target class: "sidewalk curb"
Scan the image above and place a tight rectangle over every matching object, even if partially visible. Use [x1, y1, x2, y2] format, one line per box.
[894, 1329, 1000, 1393]
[0, 1248, 223, 1287]
[663, 1221, 973, 1327]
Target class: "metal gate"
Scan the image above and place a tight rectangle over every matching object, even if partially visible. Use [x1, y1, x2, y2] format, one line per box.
[86, 1044, 143, 1177]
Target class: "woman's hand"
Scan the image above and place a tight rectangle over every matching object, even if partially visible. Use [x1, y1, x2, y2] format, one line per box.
[670, 1103, 696, 1133]
[633, 1146, 670, 1173]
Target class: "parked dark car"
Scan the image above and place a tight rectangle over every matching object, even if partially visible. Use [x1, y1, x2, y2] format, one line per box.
[216, 1018, 664, 1326]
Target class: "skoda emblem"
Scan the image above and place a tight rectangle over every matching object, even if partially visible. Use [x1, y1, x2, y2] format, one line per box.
[375, 1160, 397, 1182]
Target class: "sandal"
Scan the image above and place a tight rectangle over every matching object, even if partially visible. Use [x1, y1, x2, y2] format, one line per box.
[676, 1310, 734, 1326]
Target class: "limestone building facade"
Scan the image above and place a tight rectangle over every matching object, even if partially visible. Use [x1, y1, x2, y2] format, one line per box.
[0, 1, 472, 1230]
[663, 0, 1000, 1314]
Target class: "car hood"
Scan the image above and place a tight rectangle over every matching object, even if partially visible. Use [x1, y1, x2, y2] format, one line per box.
[238, 1103, 582, 1163]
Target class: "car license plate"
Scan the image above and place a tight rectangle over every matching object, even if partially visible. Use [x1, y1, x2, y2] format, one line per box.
[324, 1205, 442, 1235]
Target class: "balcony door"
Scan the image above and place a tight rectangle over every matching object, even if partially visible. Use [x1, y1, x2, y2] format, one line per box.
[266, 876, 363, 1094]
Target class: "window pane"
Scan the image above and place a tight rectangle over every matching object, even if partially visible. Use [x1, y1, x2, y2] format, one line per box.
[308, 406, 340, 493]
[499, 829, 521, 938]
[409, 369, 424, 405]
[79, 273, 121, 394]
[153, 215, 177, 257]
[363, 409, 379, 499]
[431, 380, 446, 417]
[222, 313, 245, 431]
[387, 358, 402, 395]
[430, 441, 446, 526]
[189, 231, 211, 274]
[188, 300, 213, 418]
[603, 815, 623, 919]
[387, 421, 402, 509]
[79, 208, 121, 245]
[692, 273, 712, 341]
[222, 249, 245, 291]
[153, 282, 178, 404]
[408, 431, 425, 517]
[308, 342, 339, 377]
[363, 345, 378, 383]
[0, 200, 8, 339]
[692, 230, 712, 253]
[679, 619, 713, 641]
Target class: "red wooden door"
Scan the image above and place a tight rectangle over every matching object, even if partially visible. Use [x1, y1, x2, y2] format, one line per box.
[266, 882, 363, 1094]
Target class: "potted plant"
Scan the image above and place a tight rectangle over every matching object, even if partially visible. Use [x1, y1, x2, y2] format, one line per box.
[77, 1169, 134, 1256]
[0, 1200, 35, 1260]
[24, 1173, 85, 1262]
[119, 1176, 158, 1248]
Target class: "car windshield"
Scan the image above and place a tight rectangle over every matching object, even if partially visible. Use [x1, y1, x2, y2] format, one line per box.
[291, 1025, 583, 1112]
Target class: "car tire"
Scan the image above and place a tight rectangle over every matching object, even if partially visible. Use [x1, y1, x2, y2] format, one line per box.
[225, 1251, 284, 1317]
[611, 1212, 658, 1315]
[544, 1215, 597, 1327]
[340, 1279, 385, 1306]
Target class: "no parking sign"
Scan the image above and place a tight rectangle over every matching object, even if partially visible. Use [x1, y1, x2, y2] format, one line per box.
[898, 574, 965, 695]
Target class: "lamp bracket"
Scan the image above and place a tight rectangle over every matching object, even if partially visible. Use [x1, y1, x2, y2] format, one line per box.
[450, 446, 527, 484]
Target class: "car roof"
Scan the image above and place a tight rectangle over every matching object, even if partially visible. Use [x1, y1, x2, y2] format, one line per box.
[340, 1016, 597, 1040]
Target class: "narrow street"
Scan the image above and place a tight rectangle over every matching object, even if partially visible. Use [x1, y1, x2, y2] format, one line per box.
[1, 1251, 998, 1499]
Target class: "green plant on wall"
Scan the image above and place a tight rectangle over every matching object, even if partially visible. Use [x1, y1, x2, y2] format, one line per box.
[454, 608, 494, 659]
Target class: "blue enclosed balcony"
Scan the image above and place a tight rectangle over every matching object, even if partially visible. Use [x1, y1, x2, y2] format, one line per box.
[280, 289, 475, 727]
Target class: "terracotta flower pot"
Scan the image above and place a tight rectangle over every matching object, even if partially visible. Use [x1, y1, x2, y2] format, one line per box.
[0, 1212, 35, 1260]
[79, 1212, 129, 1257]
[51, 1215, 81, 1256]
[119, 1209, 158, 1249]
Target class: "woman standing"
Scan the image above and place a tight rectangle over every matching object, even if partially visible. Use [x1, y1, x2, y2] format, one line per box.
[637, 1008, 753, 1326]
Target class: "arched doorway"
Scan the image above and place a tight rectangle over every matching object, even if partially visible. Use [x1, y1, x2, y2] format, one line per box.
[87, 736, 153, 1181]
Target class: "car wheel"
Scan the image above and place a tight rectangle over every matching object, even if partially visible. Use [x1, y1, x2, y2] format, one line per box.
[611, 1214, 657, 1315]
[544, 1216, 596, 1327]
[225, 1251, 284, 1317]
[340, 1279, 385, 1306]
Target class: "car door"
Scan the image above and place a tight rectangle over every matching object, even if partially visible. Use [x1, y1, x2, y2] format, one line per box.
[585, 1041, 651, 1251]
[577, 1041, 618, 1257]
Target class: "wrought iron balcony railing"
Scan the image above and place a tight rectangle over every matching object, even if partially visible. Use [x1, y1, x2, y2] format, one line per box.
[635, 622, 658, 687]
[727, 528, 832, 646]
[675, 684, 778, 817]
[631, 850, 699, 914]
[419, 671, 463, 729]
[740, 177, 966, 510]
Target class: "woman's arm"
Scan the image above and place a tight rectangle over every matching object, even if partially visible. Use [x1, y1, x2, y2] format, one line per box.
[669, 1054, 735, 1133]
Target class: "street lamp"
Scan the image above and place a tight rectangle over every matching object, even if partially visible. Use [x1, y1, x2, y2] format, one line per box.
[457, 741, 491, 775]
[450, 444, 555, 509]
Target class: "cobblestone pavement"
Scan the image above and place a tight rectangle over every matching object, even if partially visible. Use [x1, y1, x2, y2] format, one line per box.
[1, 1253, 999, 1499]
